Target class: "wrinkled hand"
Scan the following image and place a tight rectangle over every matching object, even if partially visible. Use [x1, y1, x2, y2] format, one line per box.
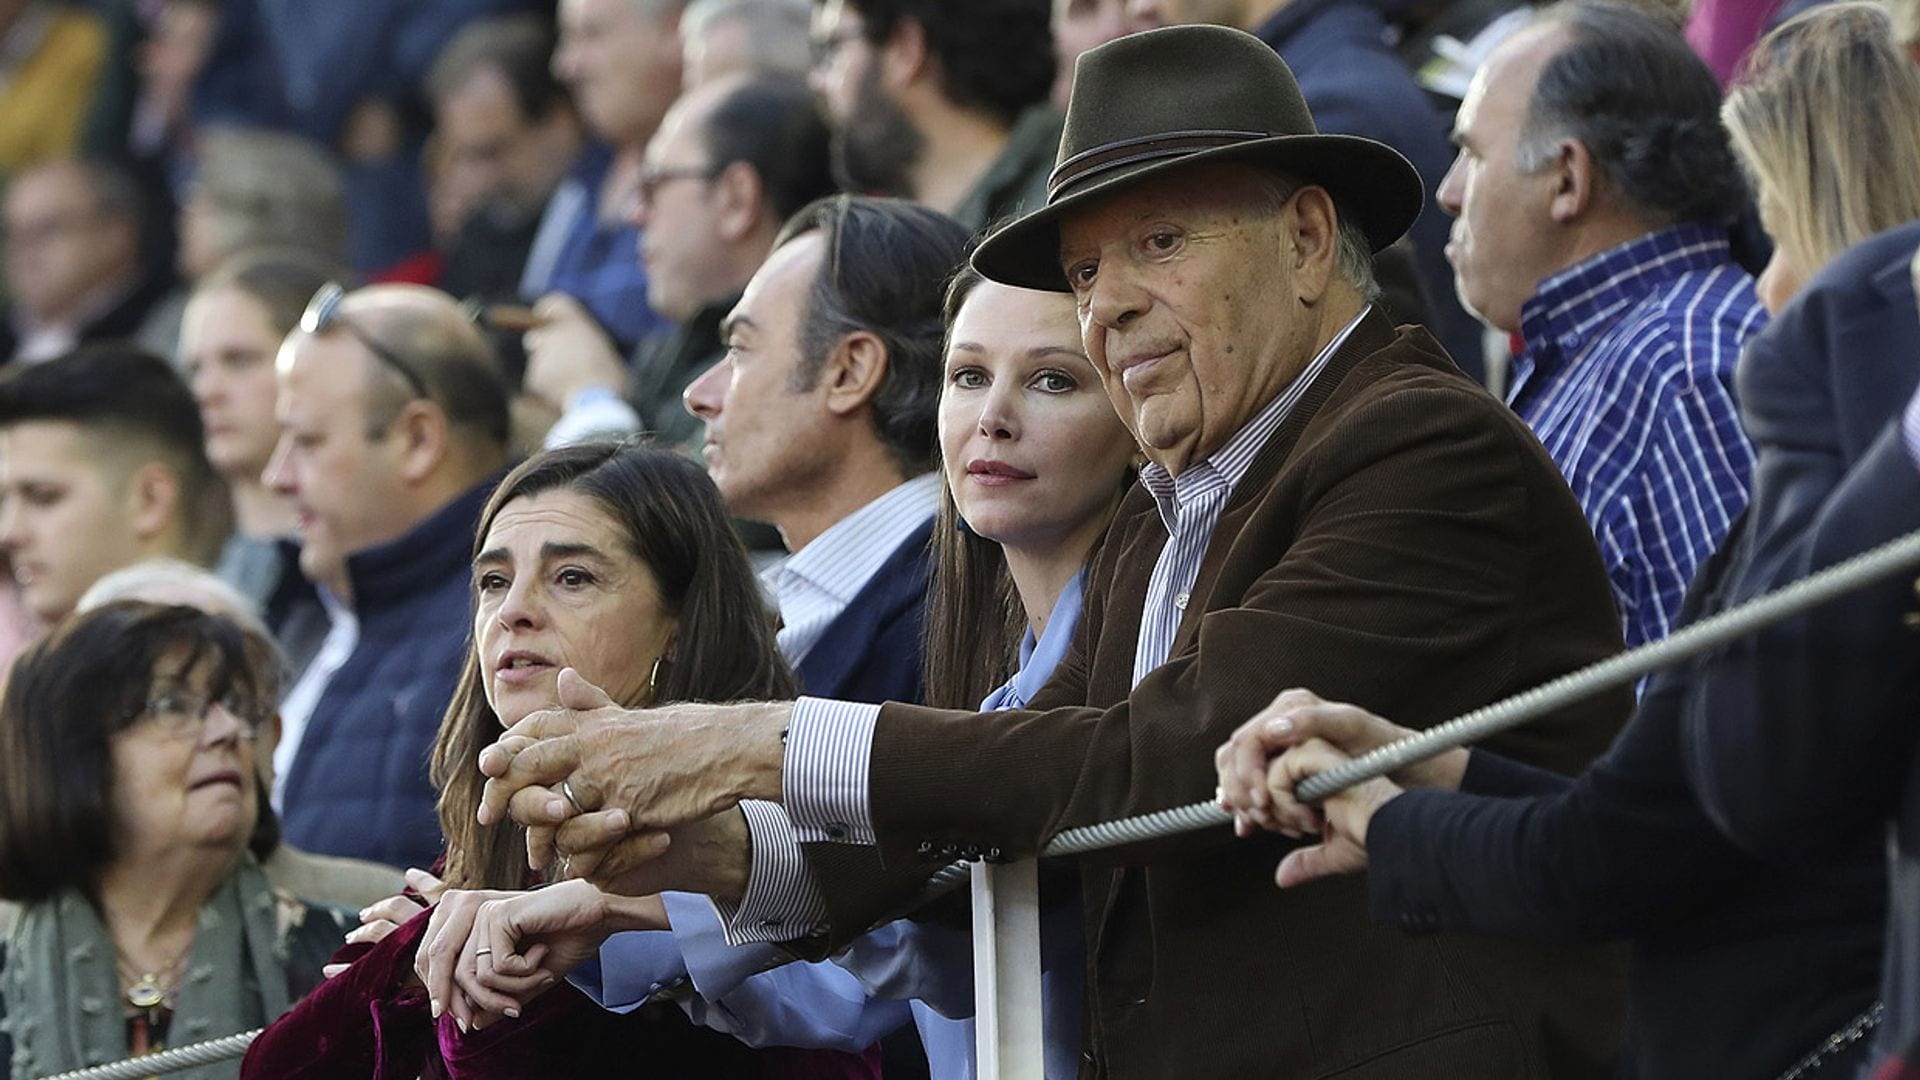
[323, 868, 443, 979]
[467, 880, 669, 1011]
[416, 888, 550, 1033]
[1265, 738, 1402, 888]
[1215, 689, 1465, 837]
[561, 807, 753, 903]
[523, 293, 628, 408]
[476, 669, 787, 868]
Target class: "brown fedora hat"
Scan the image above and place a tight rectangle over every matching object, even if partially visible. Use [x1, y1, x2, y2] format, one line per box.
[971, 23, 1426, 292]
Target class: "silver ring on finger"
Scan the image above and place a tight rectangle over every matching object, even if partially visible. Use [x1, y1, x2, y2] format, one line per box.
[560, 779, 585, 815]
[559, 854, 572, 878]
[475, 947, 493, 957]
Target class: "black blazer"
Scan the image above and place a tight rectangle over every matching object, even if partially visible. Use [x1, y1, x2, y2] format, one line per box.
[795, 519, 933, 706]
[1365, 221, 1920, 1080]
[1676, 219, 1920, 1056]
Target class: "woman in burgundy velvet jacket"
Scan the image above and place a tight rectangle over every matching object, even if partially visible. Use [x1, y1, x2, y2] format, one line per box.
[241, 444, 880, 1079]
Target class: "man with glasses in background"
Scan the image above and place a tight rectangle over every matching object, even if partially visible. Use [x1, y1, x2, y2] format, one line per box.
[264, 283, 511, 869]
[525, 73, 834, 452]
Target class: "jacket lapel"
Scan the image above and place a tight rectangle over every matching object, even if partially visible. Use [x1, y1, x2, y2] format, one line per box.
[795, 519, 935, 698]
[1168, 309, 1402, 657]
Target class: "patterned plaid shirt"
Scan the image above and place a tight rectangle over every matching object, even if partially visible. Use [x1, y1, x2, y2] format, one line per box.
[1510, 224, 1766, 656]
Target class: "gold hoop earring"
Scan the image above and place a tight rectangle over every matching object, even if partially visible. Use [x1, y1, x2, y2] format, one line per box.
[647, 654, 665, 704]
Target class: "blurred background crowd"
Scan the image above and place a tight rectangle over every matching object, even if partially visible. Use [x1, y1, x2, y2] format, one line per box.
[0, 0, 1915, 1076]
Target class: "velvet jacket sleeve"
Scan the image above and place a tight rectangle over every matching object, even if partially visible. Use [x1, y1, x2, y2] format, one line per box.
[240, 909, 436, 1079]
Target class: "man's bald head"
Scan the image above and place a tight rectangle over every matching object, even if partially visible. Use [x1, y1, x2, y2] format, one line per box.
[266, 285, 508, 599]
[338, 285, 512, 450]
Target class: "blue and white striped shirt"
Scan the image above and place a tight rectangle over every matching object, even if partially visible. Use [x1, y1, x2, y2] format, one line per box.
[728, 307, 1369, 944]
[1510, 224, 1765, 655]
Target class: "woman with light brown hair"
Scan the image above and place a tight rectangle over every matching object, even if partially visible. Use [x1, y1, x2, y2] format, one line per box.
[1724, 0, 1920, 313]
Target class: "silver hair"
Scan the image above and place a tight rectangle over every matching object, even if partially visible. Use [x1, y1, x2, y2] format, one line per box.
[76, 558, 273, 643]
[1252, 173, 1382, 302]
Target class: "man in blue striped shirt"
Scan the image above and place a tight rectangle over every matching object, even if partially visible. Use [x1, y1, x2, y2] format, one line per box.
[1438, 4, 1766, 656]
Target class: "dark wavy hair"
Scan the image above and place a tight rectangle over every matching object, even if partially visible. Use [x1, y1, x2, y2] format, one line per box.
[848, 0, 1054, 127]
[1515, 2, 1746, 227]
[0, 602, 280, 902]
[781, 194, 971, 477]
[431, 441, 796, 889]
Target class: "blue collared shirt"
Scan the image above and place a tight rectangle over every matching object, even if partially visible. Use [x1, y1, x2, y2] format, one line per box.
[1510, 224, 1765, 655]
[979, 571, 1086, 712]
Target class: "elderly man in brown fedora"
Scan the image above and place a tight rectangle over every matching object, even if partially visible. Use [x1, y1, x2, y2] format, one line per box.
[456, 24, 1631, 1076]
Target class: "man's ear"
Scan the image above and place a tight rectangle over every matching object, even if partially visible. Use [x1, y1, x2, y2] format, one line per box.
[1288, 186, 1341, 304]
[819, 330, 891, 418]
[1547, 138, 1598, 224]
[712, 161, 766, 244]
[391, 400, 452, 484]
[127, 461, 182, 544]
[878, 14, 929, 92]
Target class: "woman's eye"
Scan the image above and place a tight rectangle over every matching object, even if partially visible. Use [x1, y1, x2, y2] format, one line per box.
[557, 568, 594, 588]
[1033, 371, 1076, 393]
[949, 367, 987, 389]
[475, 572, 508, 592]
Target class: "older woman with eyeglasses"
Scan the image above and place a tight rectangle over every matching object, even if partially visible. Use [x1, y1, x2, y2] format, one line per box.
[0, 602, 356, 1077]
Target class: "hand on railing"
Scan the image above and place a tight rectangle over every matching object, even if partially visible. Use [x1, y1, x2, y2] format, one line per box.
[1259, 738, 1401, 888]
[1215, 689, 1467, 838]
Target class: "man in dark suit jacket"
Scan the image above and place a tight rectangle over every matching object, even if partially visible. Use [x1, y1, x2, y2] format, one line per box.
[1223, 223, 1920, 1078]
[475, 27, 1631, 1077]
[677, 196, 968, 710]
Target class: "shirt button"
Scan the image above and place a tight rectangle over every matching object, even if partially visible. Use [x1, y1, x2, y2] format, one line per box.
[1174, 592, 1190, 610]
[826, 823, 848, 840]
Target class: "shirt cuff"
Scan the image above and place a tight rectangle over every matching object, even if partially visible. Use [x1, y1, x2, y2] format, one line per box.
[544, 387, 642, 449]
[784, 697, 881, 845]
[713, 799, 829, 945]
[573, 929, 690, 1013]
[662, 891, 788, 999]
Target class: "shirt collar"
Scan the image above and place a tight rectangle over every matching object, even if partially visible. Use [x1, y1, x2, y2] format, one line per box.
[1009, 568, 1086, 704]
[1139, 304, 1370, 523]
[1518, 224, 1733, 369]
[771, 473, 941, 603]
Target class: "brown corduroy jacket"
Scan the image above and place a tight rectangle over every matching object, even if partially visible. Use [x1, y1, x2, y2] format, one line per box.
[802, 311, 1631, 1078]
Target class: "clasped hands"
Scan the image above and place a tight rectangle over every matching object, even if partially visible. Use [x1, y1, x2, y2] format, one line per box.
[407, 668, 791, 1031]
[1213, 689, 1470, 887]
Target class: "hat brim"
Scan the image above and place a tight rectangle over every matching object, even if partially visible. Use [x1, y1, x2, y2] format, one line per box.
[970, 133, 1427, 293]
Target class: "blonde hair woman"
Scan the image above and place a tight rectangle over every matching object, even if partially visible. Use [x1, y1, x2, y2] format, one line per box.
[1725, 1, 1920, 312]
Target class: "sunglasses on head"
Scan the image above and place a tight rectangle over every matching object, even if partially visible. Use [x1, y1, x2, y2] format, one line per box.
[300, 283, 431, 400]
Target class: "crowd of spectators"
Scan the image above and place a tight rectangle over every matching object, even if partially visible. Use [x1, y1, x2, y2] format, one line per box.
[0, 0, 1915, 1077]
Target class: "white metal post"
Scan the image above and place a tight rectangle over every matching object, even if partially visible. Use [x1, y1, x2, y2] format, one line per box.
[970, 859, 1046, 1079]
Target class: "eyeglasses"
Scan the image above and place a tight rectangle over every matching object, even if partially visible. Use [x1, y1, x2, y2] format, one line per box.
[133, 690, 267, 741]
[300, 283, 431, 400]
[635, 163, 718, 206]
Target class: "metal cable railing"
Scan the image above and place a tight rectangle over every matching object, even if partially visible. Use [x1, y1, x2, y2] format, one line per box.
[42, 526, 1920, 1079]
